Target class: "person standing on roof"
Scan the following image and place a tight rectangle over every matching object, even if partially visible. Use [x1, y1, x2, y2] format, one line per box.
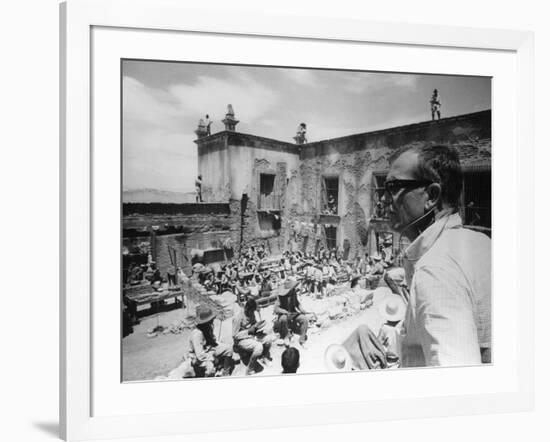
[205, 114, 212, 135]
[195, 175, 203, 203]
[430, 89, 442, 120]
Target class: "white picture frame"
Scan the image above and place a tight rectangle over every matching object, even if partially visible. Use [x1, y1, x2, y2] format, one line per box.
[60, 0, 534, 440]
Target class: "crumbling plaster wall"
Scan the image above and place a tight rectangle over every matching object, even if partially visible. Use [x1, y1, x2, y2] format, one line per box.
[225, 133, 300, 254]
[293, 110, 492, 258]
[293, 144, 390, 257]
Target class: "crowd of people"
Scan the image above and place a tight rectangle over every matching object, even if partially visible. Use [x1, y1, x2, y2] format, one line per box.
[189, 243, 398, 301]
[125, 239, 405, 377]
[177, 242, 405, 377]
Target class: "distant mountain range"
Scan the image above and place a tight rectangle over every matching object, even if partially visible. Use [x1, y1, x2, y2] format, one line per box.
[123, 188, 196, 203]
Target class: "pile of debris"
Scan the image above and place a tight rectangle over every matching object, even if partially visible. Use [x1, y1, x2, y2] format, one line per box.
[301, 288, 374, 331]
[146, 287, 238, 338]
[145, 315, 197, 338]
[208, 291, 238, 319]
[187, 282, 227, 317]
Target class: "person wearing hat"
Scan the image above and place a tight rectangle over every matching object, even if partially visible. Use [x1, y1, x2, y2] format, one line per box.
[191, 262, 203, 280]
[232, 299, 272, 375]
[128, 262, 144, 284]
[290, 256, 300, 275]
[218, 271, 231, 293]
[376, 293, 406, 366]
[303, 260, 315, 294]
[283, 256, 292, 273]
[260, 270, 274, 294]
[188, 304, 233, 377]
[148, 263, 162, 285]
[234, 279, 251, 303]
[312, 263, 324, 298]
[322, 259, 335, 294]
[364, 253, 385, 289]
[166, 264, 176, 287]
[324, 344, 352, 372]
[335, 291, 406, 371]
[380, 239, 395, 268]
[273, 279, 309, 346]
[361, 254, 372, 273]
[202, 272, 215, 292]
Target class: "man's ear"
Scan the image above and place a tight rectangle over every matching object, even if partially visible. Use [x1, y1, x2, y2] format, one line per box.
[425, 183, 442, 210]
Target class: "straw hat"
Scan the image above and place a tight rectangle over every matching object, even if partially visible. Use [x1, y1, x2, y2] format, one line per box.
[277, 278, 299, 297]
[324, 344, 352, 371]
[192, 263, 204, 272]
[195, 304, 216, 324]
[378, 294, 406, 323]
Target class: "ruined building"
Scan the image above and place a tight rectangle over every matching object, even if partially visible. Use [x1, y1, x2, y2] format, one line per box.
[123, 107, 491, 276]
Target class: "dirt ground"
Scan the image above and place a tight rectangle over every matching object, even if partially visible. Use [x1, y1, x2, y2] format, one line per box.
[122, 288, 392, 382]
[122, 304, 195, 381]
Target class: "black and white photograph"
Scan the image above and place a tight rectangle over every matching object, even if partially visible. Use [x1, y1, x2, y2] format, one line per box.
[121, 60, 492, 382]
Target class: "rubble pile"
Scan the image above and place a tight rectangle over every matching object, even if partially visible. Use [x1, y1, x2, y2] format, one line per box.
[301, 288, 374, 331]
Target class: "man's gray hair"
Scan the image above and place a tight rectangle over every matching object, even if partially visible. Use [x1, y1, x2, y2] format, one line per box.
[409, 144, 463, 209]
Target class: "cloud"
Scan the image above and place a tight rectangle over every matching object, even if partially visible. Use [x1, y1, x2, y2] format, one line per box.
[279, 68, 318, 87]
[305, 123, 367, 142]
[339, 72, 419, 94]
[123, 77, 181, 127]
[122, 72, 280, 192]
[169, 74, 278, 125]
[123, 77, 200, 192]
[123, 128, 198, 192]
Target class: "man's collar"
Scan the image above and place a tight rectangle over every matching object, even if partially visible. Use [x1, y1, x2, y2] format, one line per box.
[404, 209, 462, 264]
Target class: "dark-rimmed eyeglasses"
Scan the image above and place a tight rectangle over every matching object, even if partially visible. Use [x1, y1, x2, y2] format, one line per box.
[384, 179, 433, 195]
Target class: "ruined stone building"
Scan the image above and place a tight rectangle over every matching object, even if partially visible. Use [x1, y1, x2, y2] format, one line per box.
[123, 107, 491, 276]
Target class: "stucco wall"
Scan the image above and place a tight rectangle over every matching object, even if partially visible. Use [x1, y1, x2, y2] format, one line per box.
[196, 132, 300, 203]
[293, 110, 491, 258]
[196, 135, 231, 202]
[196, 132, 301, 253]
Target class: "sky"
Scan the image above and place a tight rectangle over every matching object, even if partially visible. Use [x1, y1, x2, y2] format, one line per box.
[122, 60, 491, 193]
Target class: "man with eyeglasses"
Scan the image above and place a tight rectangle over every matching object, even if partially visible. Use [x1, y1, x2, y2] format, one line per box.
[341, 144, 491, 369]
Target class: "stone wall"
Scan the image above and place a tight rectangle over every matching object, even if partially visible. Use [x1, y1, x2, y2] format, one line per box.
[122, 203, 232, 231]
[123, 203, 239, 275]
